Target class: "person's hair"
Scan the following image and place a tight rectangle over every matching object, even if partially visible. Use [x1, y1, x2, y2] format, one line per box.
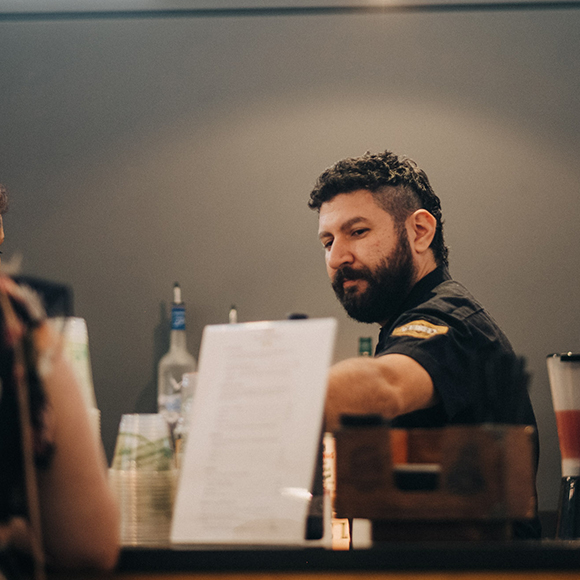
[0, 184, 8, 215]
[308, 150, 449, 268]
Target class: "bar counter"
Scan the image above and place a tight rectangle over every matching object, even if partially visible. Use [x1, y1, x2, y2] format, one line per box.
[50, 541, 580, 580]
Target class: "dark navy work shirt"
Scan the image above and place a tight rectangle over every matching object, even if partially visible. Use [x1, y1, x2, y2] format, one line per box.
[375, 267, 540, 538]
[376, 267, 537, 430]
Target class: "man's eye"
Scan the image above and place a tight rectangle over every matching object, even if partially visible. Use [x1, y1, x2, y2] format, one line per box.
[352, 228, 368, 237]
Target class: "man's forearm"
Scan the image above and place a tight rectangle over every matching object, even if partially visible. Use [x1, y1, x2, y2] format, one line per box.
[324, 353, 436, 432]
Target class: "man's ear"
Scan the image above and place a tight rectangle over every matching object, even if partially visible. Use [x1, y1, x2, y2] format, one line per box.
[407, 209, 436, 254]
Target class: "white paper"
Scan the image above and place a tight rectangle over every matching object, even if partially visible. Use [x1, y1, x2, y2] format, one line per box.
[171, 318, 336, 545]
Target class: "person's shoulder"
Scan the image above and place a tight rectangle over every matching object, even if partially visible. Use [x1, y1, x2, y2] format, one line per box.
[420, 277, 485, 321]
[433, 276, 477, 300]
[426, 278, 513, 349]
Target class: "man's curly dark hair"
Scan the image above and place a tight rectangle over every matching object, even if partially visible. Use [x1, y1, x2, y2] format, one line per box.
[309, 150, 449, 268]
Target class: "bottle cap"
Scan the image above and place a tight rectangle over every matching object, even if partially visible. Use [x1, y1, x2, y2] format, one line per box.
[173, 282, 182, 305]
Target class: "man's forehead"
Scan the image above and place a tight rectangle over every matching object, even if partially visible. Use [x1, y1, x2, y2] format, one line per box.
[318, 191, 391, 227]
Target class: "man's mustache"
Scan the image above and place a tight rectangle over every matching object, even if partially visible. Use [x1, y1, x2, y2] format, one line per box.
[332, 265, 373, 288]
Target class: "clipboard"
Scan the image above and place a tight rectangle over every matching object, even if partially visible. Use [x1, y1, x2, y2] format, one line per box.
[171, 317, 337, 546]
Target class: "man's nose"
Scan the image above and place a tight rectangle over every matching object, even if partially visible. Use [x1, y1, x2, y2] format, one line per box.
[327, 238, 354, 271]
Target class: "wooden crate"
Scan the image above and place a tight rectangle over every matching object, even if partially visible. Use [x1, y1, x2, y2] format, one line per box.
[334, 424, 537, 541]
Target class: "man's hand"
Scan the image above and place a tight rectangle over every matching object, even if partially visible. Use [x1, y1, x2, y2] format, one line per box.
[324, 353, 436, 432]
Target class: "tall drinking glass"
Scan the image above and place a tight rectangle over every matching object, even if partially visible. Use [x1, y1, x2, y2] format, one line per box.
[547, 353, 580, 538]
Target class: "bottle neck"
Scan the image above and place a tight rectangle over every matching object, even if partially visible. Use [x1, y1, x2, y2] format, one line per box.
[170, 329, 187, 351]
[170, 304, 187, 350]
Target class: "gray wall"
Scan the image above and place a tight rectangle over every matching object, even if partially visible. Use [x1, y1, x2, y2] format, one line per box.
[1, 7, 580, 512]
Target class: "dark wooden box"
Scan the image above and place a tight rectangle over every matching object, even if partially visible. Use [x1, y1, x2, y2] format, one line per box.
[334, 424, 537, 541]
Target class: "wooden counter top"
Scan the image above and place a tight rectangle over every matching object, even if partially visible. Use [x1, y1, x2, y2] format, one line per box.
[48, 541, 580, 580]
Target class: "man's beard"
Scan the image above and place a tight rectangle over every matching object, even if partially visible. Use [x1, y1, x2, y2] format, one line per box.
[331, 230, 416, 325]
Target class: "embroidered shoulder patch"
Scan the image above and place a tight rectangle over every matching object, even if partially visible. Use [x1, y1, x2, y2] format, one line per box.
[391, 319, 449, 339]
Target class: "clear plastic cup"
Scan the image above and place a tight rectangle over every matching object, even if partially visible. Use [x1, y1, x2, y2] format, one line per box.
[111, 413, 174, 471]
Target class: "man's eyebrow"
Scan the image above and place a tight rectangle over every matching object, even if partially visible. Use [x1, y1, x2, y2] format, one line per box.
[318, 216, 370, 240]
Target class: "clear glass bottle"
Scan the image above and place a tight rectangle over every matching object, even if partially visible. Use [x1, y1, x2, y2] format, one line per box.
[157, 282, 197, 428]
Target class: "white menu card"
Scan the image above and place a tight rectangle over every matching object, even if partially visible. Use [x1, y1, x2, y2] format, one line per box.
[171, 317, 337, 546]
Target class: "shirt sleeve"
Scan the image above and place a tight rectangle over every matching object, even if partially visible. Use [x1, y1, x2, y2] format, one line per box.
[377, 311, 483, 422]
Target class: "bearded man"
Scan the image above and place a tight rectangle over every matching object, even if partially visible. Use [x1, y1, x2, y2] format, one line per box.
[309, 151, 540, 538]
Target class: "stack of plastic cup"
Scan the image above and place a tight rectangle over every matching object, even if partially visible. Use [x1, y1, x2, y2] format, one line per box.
[49, 316, 101, 441]
[109, 414, 177, 546]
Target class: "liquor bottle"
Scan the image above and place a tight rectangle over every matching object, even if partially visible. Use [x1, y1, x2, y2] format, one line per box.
[157, 282, 197, 428]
